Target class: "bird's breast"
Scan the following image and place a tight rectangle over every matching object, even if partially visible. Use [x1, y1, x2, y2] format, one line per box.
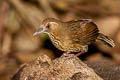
[48, 33, 66, 51]
[47, 33, 83, 52]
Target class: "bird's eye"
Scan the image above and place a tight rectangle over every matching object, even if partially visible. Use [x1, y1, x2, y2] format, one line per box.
[46, 23, 50, 28]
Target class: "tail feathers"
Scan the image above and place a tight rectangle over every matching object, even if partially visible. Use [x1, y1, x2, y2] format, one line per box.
[97, 33, 115, 47]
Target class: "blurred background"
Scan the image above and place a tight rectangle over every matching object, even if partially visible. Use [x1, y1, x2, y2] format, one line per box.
[0, 0, 120, 80]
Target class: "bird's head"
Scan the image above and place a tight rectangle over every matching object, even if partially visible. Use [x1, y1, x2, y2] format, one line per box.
[33, 18, 61, 36]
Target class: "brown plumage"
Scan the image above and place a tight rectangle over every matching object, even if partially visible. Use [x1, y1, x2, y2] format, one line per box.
[33, 18, 115, 56]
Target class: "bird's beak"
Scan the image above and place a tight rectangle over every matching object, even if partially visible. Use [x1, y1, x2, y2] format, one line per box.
[33, 27, 45, 36]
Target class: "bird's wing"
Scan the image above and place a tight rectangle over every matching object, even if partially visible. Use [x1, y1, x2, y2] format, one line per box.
[68, 19, 99, 45]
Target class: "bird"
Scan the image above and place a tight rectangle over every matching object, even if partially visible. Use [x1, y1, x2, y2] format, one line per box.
[33, 18, 115, 56]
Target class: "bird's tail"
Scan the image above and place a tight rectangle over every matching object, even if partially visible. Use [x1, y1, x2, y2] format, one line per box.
[97, 33, 115, 47]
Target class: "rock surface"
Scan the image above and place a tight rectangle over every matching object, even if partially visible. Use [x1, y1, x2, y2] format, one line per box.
[86, 60, 120, 80]
[12, 54, 103, 80]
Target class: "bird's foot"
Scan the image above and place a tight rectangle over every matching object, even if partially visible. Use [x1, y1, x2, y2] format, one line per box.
[75, 52, 84, 56]
[61, 52, 70, 57]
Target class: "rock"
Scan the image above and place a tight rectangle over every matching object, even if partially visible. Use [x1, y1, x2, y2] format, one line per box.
[86, 60, 120, 80]
[13, 54, 103, 80]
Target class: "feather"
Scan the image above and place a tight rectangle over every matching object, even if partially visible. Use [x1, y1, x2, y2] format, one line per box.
[68, 19, 99, 45]
[97, 33, 115, 47]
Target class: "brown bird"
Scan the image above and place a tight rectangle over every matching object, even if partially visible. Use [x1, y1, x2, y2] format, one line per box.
[33, 18, 115, 56]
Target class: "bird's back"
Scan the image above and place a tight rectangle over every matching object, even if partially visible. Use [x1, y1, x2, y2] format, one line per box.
[66, 19, 99, 45]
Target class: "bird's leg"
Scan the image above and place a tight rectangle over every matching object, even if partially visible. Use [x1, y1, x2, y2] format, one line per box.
[75, 52, 85, 56]
[75, 45, 88, 56]
[62, 51, 70, 57]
